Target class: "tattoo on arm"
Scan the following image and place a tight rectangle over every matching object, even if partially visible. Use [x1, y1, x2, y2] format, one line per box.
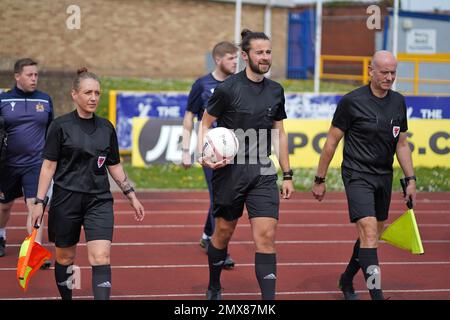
[115, 174, 132, 192]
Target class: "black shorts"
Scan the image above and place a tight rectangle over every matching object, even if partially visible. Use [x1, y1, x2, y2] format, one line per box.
[212, 164, 279, 221]
[0, 164, 41, 203]
[48, 185, 114, 248]
[342, 167, 393, 223]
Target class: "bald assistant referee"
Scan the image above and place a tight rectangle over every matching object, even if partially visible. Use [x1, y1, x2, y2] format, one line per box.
[312, 51, 416, 300]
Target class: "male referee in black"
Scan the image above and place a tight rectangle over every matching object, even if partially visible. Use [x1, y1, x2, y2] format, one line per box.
[312, 50, 417, 300]
[198, 29, 294, 300]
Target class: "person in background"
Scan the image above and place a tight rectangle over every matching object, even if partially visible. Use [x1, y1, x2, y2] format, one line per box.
[0, 58, 53, 270]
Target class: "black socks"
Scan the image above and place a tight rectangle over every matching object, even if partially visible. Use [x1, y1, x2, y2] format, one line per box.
[55, 263, 112, 300]
[207, 242, 227, 290]
[92, 265, 112, 300]
[55, 261, 73, 300]
[342, 239, 361, 282]
[255, 252, 277, 300]
[359, 248, 384, 300]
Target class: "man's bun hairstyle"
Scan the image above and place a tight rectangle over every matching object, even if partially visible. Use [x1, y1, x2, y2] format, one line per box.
[240, 28, 269, 53]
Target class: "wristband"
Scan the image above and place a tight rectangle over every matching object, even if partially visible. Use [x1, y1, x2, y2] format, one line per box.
[314, 176, 326, 184]
[405, 175, 416, 182]
[283, 169, 293, 177]
[34, 197, 45, 205]
[123, 187, 135, 195]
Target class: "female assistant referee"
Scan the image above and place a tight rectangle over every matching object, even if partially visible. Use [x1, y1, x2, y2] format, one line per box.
[31, 68, 145, 300]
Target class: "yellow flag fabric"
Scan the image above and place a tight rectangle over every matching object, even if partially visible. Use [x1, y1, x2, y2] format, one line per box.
[381, 209, 424, 254]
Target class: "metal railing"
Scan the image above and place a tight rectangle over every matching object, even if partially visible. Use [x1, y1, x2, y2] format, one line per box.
[320, 54, 450, 95]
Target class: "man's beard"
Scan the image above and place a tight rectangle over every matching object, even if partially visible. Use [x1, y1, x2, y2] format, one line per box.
[219, 63, 235, 76]
[248, 56, 271, 75]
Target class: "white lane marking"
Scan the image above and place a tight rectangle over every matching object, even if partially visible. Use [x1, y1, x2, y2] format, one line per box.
[2, 288, 450, 300]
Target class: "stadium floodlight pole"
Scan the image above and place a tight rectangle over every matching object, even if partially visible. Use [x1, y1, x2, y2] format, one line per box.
[392, 0, 399, 90]
[313, 0, 323, 94]
[235, 0, 242, 73]
[264, 0, 272, 78]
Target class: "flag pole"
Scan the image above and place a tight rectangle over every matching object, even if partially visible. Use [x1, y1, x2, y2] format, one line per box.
[313, 0, 323, 94]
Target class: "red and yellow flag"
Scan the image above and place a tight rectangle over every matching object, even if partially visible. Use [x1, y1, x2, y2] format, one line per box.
[16, 229, 51, 291]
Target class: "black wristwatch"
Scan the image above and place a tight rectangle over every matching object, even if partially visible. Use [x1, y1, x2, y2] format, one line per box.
[123, 187, 135, 195]
[314, 176, 326, 184]
[405, 175, 417, 182]
[283, 170, 294, 181]
[34, 197, 45, 205]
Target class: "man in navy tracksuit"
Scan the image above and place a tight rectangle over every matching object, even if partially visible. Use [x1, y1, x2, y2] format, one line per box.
[0, 58, 53, 267]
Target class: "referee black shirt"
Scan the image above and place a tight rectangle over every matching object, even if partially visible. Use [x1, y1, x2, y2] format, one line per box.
[43, 110, 120, 193]
[332, 84, 408, 175]
[206, 70, 287, 164]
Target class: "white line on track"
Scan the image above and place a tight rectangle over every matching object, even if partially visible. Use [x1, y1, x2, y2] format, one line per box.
[1, 261, 450, 272]
[8, 209, 450, 216]
[8, 198, 450, 206]
[2, 288, 450, 300]
[4, 239, 450, 247]
[5, 223, 450, 230]
[113, 198, 450, 204]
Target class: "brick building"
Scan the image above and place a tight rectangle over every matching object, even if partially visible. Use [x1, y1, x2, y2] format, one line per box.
[0, 0, 290, 79]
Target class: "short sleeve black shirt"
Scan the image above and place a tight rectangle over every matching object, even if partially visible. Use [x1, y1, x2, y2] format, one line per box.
[206, 70, 287, 164]
[332, 85, 408, 174]
[43, 110, 120, 193]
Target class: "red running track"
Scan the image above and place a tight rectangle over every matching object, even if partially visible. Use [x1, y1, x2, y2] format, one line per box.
[0, 191, 449, 300]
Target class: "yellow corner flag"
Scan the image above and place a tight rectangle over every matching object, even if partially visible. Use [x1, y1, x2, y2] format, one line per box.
[381, 208, 424, 254]
[381, 177, 424, 255]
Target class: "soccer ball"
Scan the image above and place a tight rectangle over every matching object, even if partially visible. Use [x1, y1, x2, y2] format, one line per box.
[202, 127, 239, 163]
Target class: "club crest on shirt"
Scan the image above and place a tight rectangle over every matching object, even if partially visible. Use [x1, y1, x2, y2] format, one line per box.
[393, 126, 400, 138]
[97, 156, 106, 168]
[35, 103, 45, 112]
